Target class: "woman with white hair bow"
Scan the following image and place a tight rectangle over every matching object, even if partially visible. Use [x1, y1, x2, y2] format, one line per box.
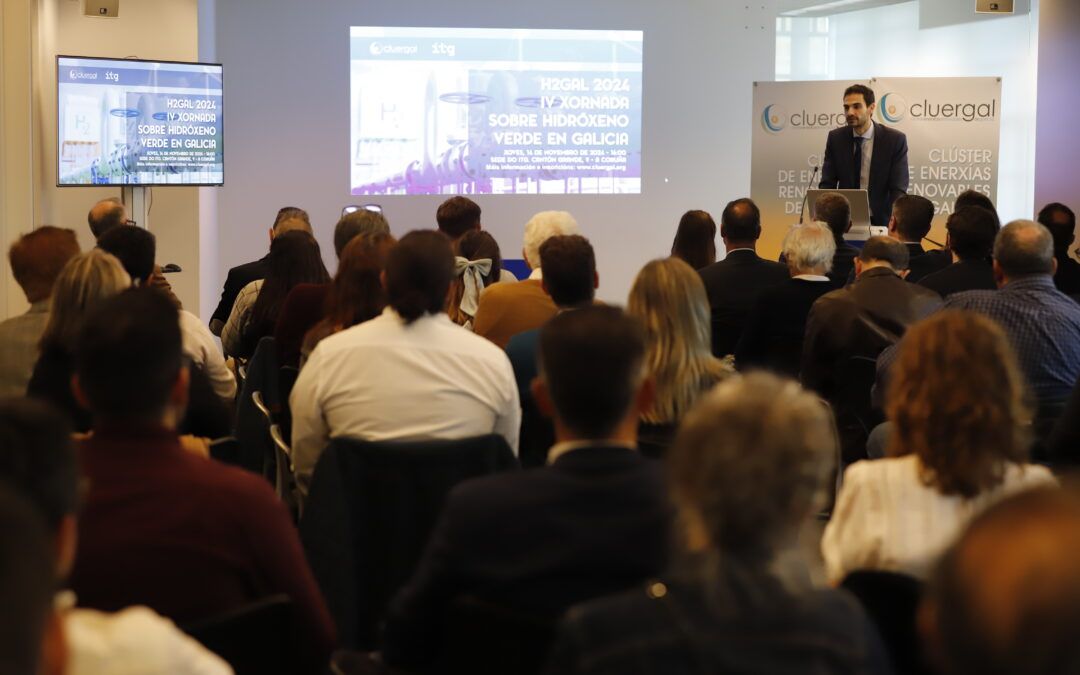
[448, 230, 503, 329]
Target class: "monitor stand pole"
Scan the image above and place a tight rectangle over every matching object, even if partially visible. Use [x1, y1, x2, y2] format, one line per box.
[121, 186, 150, 230]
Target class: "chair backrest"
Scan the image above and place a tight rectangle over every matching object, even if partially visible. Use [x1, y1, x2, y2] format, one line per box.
[433, 595, 557, 675]
[231, 337, 280, 479]
[841, 570, 928, 675]
[833, 355, 884, 464]
[182, 595, 293, 675]
[299, 434, 519, 649]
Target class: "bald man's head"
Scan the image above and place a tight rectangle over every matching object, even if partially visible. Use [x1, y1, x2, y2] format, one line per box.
[923, 488, 1080, 675]
[87, 198, 128, 240]
[994, 220, 1055, 278]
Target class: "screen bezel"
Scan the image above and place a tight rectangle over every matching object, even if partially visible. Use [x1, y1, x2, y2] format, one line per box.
[56, 54, 224, 187]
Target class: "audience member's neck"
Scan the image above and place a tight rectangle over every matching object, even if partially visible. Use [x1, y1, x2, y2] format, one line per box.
[725, 241, 756, 253]
[553, 415, 637, 448]
[792, 266, 828, 278]
[95, 409, 179, 434]
[25, 291, 49, 305]
[999, 272, 1051, 288]
[555, 298, 595, 313]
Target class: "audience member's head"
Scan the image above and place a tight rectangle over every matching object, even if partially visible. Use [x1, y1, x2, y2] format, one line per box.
[522, 211, 579, 270]
[886, 310, 1029, 498]
[536, 306, 647, 441]
[539, 235, 596, 309]
[0, 484, 56, 675]
[993, 220, 1055, 282]
[87, 198, 128, 239]
[670, 210, 717, 270]
[856, 235, 910, 274]
[955, 190, 999, 227]
[74, 289, 186, 426]
[1036, 202, 1076, 256]
[323, 232, 396, 331]
[40, 250, 130, 353]
[247, 230, 330, 343]
[269, 206, 312, 241]
[334, 208, 390, 259]
[814, 192, 852, 243]
[924, 488, 1080, 675]
[669, 373, 833, 565]
[386, 230, 455, 324]
[436, 196, 482, 240]
[8, 226, 80, 304]
[719, 198, 761, 247]
[628, 257, 729, 425]
[782, 222, 836, 276]
[448, 230, 502, 326]
[889, 194, 936, 243]
[0, 398, 77, 574]
[947, 206, 999, 262]
[96, 224, 155, 285]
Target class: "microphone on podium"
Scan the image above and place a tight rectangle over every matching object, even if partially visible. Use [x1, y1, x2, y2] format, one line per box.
[799, 165, 820, 224]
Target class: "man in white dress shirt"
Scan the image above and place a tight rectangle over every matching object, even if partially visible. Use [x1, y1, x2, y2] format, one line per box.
[291, 230, 520, 498]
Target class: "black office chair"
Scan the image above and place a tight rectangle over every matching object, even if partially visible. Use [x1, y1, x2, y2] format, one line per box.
[182, 595, 293, 675]
[300, 435, 519, 649]
[231, 337, 280, 480]
[833, 355, 884, 466]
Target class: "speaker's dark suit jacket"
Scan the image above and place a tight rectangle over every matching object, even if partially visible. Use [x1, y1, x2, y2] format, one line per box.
[699, 249, 790, 357]
[209, 254, 270, 333]
[382, 445, 670, 669]
[819, 121, 909, 226]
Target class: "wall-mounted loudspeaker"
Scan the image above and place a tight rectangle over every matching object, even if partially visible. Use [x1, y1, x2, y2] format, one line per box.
[976, 0, 1014, 12]
[84, 0, 119, 17]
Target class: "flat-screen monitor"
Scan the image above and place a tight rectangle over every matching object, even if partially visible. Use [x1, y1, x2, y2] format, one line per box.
[57, 56, 223, 186]
[349, 27, 643, 196]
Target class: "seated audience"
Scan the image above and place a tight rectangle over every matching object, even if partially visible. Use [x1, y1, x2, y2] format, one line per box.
[946, 220, 1080, 407]
[210, 206, 310, 335]
[506, 234, 597, 466]
[436, 196, 517, 282]
[291, 230, 520, 497]
[448, 230, 503, 329]
[97, 225, 236, 401]
[473, 210, 578, 348]
[628, 257, 731, 456]
[1036, 201, 1080, 296]
[0, 484, 57, 675]
[300, 231, 395, 365]
[546, 373, 891, 674]
[736, 221, 837, 377]
[918, 206, 999, 297]
[382, 306, 671, 670]
[813, 191, 860, 285]
[669, 209, 717, 271]
[27, 251, 130, 432]
[698, 198, 789, 357]
[889, 194, 948, 282]
[276, 207, 390, 367]
[66, 289, 335, 671]
[0, 226, 80, 398]
[823, 310, 1056, 584]
[87, 198, 180, 307]
[0, 397, 230, 674]
[221, 229, 330, 359]
[921, 488, 1080, 675]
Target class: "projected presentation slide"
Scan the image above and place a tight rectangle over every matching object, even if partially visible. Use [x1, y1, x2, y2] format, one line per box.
[57, 56, 223, 186]
[349, 27, 643, 195]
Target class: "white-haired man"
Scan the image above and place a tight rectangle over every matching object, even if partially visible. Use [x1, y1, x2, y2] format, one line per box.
[472, 210, 579, 348]
[735, 221, 838, 377]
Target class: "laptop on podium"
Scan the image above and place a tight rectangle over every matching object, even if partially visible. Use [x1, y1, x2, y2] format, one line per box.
[805, 189, 885, 241]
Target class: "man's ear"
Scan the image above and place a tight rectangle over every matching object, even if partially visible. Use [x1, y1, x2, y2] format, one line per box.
[522, 247, 531, 270]
[1052, 257, 1059, 276]
[593, 270, 599, 290]
[55, 514, 78, 578]
[887, 215, 898, 235]
[71, 374, 90, 412]
[992, 259, 1006, 288]
[380, 269, 388, 289]
[854, 258, 864, 278]
[845, 220, 853, 234]
[531, 377, 555, 420]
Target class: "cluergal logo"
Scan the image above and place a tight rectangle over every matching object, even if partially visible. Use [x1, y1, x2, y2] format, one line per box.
[878, 92, 907, 123]
[761, 104, 787, 133]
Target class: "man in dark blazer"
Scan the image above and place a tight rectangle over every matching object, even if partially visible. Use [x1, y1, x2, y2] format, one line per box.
[919, 206, 999, 297]
[208, 206, 310, 334]
[1038, 202, 1080, 297]
[698, 198, 789, 357]
[382, 306, 671, 670]
[819, 84, 909, 227]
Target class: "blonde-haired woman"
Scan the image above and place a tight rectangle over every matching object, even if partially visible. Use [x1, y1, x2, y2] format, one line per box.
[627, 257, 732, 457]
[27, 250, 131, 431]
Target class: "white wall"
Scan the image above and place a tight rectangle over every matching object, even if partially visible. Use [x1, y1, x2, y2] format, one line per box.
[828, 1, 1039, 234]
[209, 0, 778, 304]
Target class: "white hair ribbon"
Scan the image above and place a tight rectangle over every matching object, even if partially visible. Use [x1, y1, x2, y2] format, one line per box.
[455, 256, 493, 316]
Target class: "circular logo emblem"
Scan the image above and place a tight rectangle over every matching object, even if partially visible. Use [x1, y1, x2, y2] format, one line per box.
[369, 43, 383, 56]
[879, 92, 907, 123]
[761, 104, 786, 133]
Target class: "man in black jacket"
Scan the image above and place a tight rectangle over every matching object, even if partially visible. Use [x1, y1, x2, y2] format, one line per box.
[1038, 202, 1080, 297]
[382, 306, 671, 670]
[208, 206, 310, 334]
[698, 198, 789, 357]
[819, 84, 908, 227]
[919, 206, 999, 297]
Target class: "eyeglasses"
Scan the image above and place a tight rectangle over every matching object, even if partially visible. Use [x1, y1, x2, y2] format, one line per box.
[342, 204, 383, 216]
